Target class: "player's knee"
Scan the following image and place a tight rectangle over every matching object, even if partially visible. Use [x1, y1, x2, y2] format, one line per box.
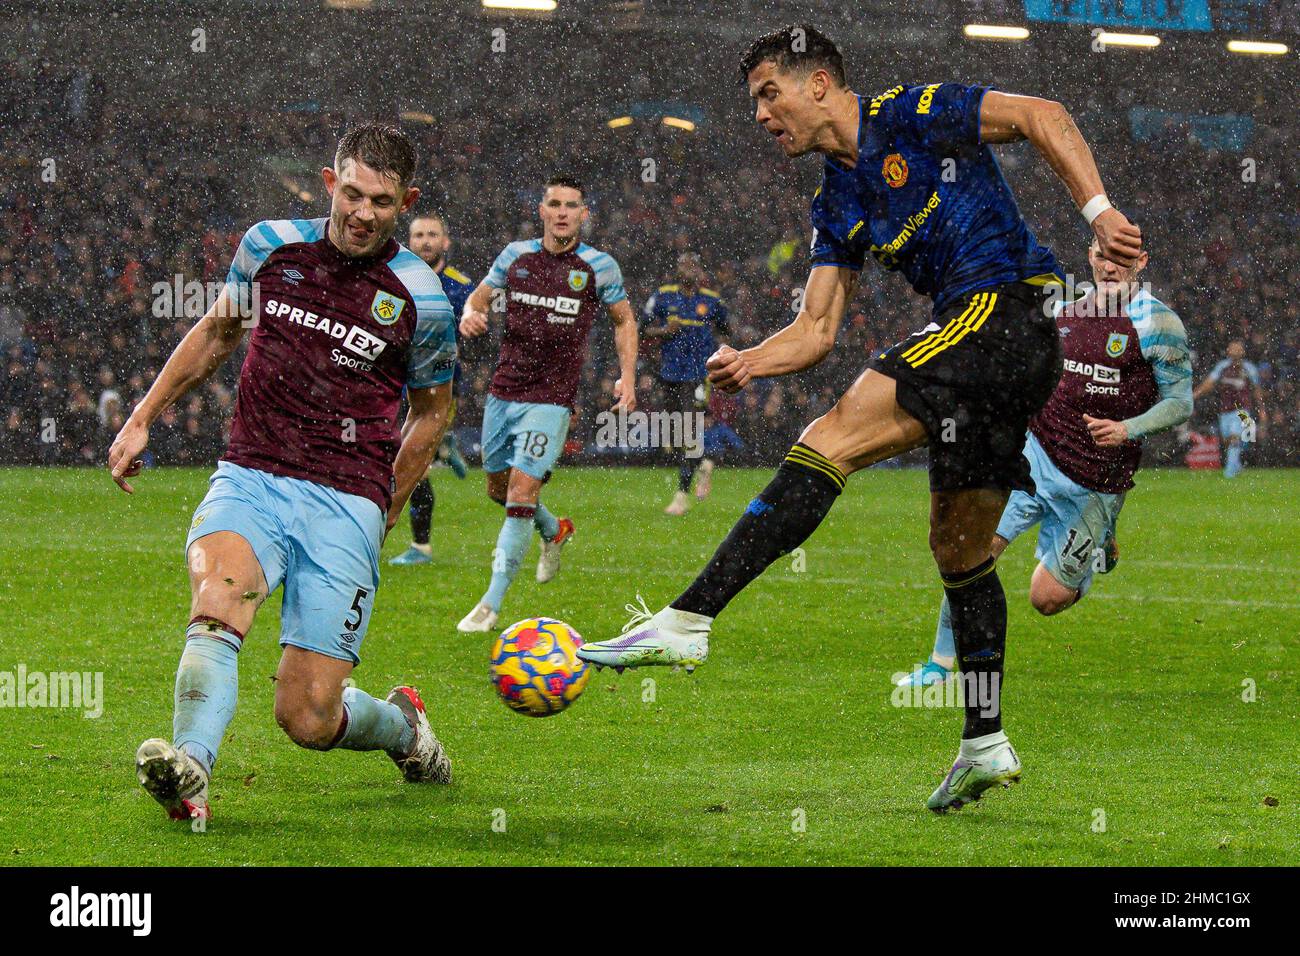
[1030, 581, 1076, 616]
[273, 692, 341, 750]
[191, 575, 261, 629]
[928, 532, 975, 575]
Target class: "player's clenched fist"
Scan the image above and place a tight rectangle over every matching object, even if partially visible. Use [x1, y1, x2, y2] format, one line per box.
[1091, 208, 1142, 269]
[1083, 414, 1128, 448]
[459, 308, 489, 338]
[108, 416, 149, 494]
[706, 345, 752, 393]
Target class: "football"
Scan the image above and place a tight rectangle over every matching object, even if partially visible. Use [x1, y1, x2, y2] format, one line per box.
[489, 617, 591, 717]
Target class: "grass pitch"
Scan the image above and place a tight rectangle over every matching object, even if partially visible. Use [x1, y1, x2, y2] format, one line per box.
[0, 464, 1295, 866]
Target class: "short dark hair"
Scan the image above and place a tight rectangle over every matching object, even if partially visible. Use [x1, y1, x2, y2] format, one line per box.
[739, 24, 846, 87]
[334, 123, 418, 187]
[412, 210, 446, 228]
[543, 175, 585, 199]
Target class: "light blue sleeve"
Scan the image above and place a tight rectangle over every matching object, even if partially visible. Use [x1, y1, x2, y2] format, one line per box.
[1243, 361, 1261, 386]
[1206, 358, 1229, 383]
[1123, 296, 1194, 439]
[391, 248, 458, 389]
[484, 241, 527, 289]
[583, 247, 627, 305]
[222, 218, 324, 315]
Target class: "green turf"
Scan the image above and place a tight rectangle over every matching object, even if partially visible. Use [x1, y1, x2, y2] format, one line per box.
[0, 465, 1295, 866]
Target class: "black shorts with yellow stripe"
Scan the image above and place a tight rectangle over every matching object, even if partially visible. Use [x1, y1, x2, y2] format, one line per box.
[869, 278, 1063, 493]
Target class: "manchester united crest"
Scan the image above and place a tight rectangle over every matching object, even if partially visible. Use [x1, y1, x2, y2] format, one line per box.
[882, 153, 909, 188]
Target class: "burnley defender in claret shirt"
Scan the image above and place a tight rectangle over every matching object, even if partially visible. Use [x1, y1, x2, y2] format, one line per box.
[455, 175, 639, 633]
[107, 124, 460, 827]
[898, 237, 1192, 688]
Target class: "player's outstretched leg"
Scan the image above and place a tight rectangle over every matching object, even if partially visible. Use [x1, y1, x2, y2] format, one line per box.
[580, 442, 844, 671]
[579, 371, 926, 672]
[138, 531, 263, 825]
[390, 478, 434, 565]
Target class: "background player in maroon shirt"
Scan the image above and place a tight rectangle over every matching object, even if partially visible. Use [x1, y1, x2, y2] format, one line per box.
[1193, 340, 1266, 478]
[456, 176, 639, 632]
[107, 125, 458, 826]
[898, 237, 1193, 687]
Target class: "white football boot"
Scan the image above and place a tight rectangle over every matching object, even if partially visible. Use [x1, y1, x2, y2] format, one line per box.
[135, 738, 211, 824]
[457, 603, 499, 633]
[664, 490, 691, 516]
[576, 595, 711, 673]
[385, 686, 452, 784]
[536, 517, 575, 583]
[926, 732, 1022, 812]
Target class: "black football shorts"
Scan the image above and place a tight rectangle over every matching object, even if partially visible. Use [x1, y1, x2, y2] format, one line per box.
[870, 278, 1063, 493]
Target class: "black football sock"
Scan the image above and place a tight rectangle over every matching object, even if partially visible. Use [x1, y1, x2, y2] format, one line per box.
[942, 556, 1007, 739]
[672, 443, 845, 618]
[409, 479, 434, 546]
[678, 452, 699, 493]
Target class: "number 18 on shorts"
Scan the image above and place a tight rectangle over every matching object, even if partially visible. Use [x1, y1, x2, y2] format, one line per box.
[480, 394, 572, 479]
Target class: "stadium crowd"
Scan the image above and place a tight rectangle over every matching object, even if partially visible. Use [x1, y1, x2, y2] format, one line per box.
[1, 60, 1296, 470]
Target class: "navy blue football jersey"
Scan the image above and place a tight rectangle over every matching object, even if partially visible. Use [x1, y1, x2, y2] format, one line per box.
[810, 83, 1059, 313]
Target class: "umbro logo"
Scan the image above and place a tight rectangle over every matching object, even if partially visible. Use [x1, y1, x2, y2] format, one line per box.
[1059, 326, 1070, 337]
[283, 269, 304, 284]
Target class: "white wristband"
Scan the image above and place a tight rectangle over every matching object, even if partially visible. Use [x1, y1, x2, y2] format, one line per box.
[1081, 194, 1112, 225]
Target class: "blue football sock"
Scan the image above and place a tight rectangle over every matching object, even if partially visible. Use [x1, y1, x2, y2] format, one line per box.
[1225, 443, 1243, 477]
[533, 503, 560, 541]
[482, 503, 536, 612]
[334, 687, 415, 755]
[932, 595, 956, 667]
[173, 618, 242, 773]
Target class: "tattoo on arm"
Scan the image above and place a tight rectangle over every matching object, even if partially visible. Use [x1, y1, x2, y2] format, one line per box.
[1054, 108, 1082, 152]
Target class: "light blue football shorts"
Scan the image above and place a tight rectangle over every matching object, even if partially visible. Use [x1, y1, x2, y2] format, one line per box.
[481, 394, 572, 480]
[1218, 410, 1252, 444]
[185, 461, 385, 665]
[995, 433, 1126, 593]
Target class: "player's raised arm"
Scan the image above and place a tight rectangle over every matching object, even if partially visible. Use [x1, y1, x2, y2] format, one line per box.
[607, 298, 639, 412]
[107, 287, 249, 493]
[979, 91, 1142, 268]
[708, 265, 857, 392]
[388, 382, 454, 533]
